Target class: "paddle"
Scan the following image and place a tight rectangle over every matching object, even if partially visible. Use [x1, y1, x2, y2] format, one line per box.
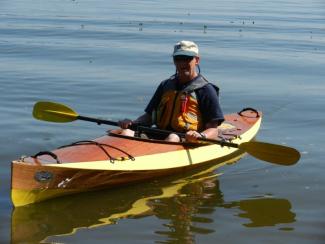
[33, 101, 300, 166]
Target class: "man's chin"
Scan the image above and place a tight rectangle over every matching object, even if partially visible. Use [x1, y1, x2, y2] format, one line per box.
[179, 71, 190, 77]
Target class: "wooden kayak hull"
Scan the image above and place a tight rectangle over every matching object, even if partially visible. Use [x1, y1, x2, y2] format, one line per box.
[11, 109, 262, 207]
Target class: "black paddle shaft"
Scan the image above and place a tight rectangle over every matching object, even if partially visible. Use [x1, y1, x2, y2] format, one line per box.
[78, 115, 119, 126]
[78, 116, 239, 148]
[78, 115, 144, 130]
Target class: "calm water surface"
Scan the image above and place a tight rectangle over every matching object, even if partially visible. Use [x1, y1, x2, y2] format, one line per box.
[1, 0, 325, 243]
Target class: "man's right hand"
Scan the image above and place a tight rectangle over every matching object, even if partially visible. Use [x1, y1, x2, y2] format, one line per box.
[118, 119, 133, 129]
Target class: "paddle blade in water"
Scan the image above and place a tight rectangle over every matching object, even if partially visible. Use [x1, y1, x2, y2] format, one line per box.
[33, 101, 78, 123]
[239, 141, 300, 166]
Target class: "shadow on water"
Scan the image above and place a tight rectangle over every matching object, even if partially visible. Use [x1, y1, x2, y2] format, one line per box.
[11, 159, 296, 243]
[232, 198, 295, 228]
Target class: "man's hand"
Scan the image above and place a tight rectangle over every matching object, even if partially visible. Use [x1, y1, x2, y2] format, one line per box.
[118, 119, 133, 129]
[185, 130, 206, 142]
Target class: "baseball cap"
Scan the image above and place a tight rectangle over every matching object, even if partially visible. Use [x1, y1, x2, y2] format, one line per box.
[173, 40, 199, 57]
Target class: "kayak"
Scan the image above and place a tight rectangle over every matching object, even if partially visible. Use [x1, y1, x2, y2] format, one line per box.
[11, 108, 261, 207]
[11, 108, 262, 207]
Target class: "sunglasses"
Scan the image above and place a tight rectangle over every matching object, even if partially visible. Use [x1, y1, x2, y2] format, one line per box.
[173, 55, 194, 62]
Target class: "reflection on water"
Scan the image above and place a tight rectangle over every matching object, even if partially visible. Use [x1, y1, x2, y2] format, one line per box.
[11, 161, 296, 243]
[237, 198, 295, 228]
[152, 177, 222, 243]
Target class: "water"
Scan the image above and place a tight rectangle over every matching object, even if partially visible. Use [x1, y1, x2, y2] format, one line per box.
[1, 0, 325, 243]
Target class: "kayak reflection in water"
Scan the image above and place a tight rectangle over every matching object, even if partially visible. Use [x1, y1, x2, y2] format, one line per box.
[11, 164, 296, 243]
[11, 164, 224, 243]
[117, 40, 224, 142]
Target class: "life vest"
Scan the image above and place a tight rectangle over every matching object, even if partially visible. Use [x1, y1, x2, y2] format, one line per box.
[154, 75, 217, 132]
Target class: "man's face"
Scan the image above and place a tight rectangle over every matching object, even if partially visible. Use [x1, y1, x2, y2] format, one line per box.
[173, 55, 200, 80]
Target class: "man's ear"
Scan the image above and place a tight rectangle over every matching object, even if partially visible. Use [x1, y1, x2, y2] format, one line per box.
[195, 56, 200, 65]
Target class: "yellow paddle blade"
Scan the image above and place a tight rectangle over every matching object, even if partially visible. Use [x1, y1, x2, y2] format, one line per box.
[33, 101, 78, 123]
[239, 141, 300, 166]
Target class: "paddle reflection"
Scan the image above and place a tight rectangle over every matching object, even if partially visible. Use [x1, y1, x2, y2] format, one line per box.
[11, 162, 296, 243]
[236, 198, 296, 227]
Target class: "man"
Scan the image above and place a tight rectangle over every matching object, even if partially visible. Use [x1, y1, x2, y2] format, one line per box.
[118, 40, 224, 142]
